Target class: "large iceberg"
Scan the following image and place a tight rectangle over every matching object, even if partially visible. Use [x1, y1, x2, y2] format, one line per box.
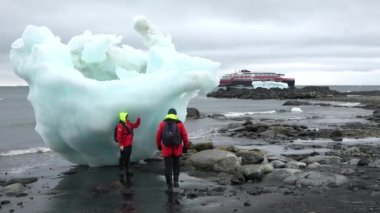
[10, 16, 220, 166]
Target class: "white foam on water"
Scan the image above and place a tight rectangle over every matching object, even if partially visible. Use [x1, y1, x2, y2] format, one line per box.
[287, 116, 307, 120]
[235, 144, 330, 155]
[6, 165, 35, 174]
[224, 110, 276, 118]
[336, 102, 361, 107]
[294, 137, 380, 146]
[0, 147, 52, 157]
[189, 128, 219, 140]
[309, 100, 362, 107]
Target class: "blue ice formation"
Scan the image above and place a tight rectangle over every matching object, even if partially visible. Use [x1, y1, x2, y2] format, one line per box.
[10, 16, 220, 166]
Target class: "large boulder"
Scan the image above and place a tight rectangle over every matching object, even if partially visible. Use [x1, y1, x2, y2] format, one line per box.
[301, 155, 342, 165]
[286, 161, 307, 169]
[330, 129, 343, 141]
[240, 163, 274, 181]
[187, 107, 201, 119]
[1, 183, 25, 194]
[218, 145, 239, 153]
[283, 171, 347, 187]
[264, 168, 302, 181]
[236, 149, 265, 165]
[188, 149, 241, 174]
[266, 155, 290, 163]
[192, 142, 214, 152]
[271, 160, 286, 168]
[369, 159, 380, 168]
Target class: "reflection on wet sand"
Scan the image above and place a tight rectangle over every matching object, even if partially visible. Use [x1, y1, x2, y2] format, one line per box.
[46, 166, 171, 213]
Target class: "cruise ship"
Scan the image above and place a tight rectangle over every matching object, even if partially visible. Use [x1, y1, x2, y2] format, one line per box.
[219, 69, 295, 88]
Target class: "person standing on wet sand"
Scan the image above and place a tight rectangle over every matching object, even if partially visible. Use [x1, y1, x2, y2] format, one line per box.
[115, 111, 141, 185]
[155, 108, 189, 191]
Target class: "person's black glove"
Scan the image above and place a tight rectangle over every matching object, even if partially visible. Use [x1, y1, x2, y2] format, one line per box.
[157, 145, 162, 151]
[182, 146, 188, 153]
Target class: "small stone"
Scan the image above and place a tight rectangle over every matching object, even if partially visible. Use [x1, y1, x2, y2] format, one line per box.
[340, 168, 355, 175]
[231, 173, 245, 185]
[187, 193, 198, 199]
[1, 200, 10, 205]
[17, 202, 23, 206]
[358, 159, 369, 166]
[174, 199, 181, 205]
[244, 201, 251, 206]
[370, 191, 380, 196]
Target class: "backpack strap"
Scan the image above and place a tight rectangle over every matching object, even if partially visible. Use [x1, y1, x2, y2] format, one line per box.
[121, 121, 133, 136]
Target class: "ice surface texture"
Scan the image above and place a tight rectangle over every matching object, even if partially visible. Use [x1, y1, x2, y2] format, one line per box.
[10, 16, 219, 166]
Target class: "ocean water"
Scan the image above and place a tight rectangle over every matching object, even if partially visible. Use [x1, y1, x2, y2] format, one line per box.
[298, 85, 380, 92]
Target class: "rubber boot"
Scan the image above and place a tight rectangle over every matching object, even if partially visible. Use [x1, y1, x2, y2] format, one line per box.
[165, 174, 173, 192]
[119, 172, 125, 184]
[173, 174, 179, 188]
[125, 174, 132, 187]
[126, 171, 134, 177]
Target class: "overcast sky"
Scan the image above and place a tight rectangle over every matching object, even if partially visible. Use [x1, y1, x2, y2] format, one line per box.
[1, 0, 380, 85]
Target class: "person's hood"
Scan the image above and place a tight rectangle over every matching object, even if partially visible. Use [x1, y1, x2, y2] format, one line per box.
[119, 112, 128, 122]
[164, 113, 178, 120]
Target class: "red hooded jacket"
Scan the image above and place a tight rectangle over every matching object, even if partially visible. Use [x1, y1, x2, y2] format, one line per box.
[156, 118, 189, 157]
[116, 117, 141, 147]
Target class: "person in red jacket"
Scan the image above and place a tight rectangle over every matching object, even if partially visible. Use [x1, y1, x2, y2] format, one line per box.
[156, 108, 189, 191]
[115, 111, 141, 184]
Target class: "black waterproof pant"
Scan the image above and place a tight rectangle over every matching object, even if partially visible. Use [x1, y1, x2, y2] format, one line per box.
[119, 146, 132, 175]
[164, 156, 180, 188]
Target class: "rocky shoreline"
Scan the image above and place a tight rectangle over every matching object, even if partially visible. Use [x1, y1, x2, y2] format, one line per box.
[207, 86, 380, 109]
[186, 86, 380, 212]
[207, 86, 345, 100]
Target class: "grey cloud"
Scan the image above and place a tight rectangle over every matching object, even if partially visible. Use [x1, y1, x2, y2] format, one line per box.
[1, 0, 380, 85]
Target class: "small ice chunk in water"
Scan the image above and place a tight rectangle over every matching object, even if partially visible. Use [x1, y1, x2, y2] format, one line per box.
[291, 107, 303, 112]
